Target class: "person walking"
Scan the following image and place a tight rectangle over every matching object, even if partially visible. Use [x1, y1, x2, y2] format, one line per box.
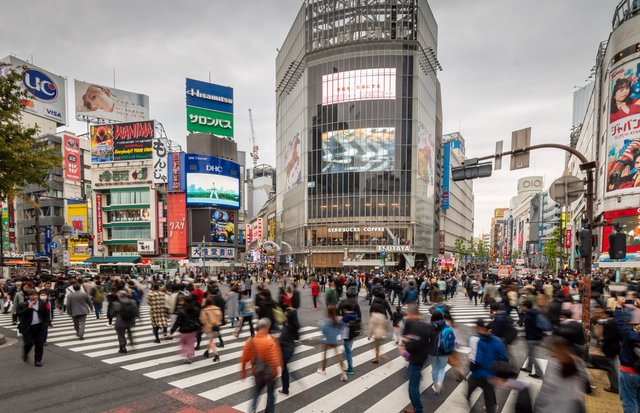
[113, 290, 137, 353]
[310, 278, 320, 310]
[89, 280, 105, 319]
[226, 284, 240, 328]
[338, 287, 362, 375]
[17, 289, 51, 367]
[240, 318, 283, 413]
[170, 295, 201, 363]
[615, 297, 640, 412]
[591, 309, 621, 393]
[368, 300, 390, 364]
[278, 307, 300, 395]
[429, 311, 455, 395]
[147, 284, 169, 343]
[317, 306, 348, 381]
[235, 289, 256, 337]
[325, 281, 338, 308]
[66, 284, 93, 340]
[521, 300, 548, 379]
[199, 296, 222, 362]
[400, 304, 432, 413]
[467, 319, 509, 413]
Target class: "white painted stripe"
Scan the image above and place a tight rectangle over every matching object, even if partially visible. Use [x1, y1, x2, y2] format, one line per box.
[502, 358, 547, 412]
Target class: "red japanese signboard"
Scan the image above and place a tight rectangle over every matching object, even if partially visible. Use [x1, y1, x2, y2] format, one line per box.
[167, 193, 187, 256]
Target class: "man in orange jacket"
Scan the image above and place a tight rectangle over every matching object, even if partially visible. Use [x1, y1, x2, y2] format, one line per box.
[240, 317, 283, 413]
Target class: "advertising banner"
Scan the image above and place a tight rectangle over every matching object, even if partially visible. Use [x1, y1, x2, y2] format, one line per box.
[246, 223, 252, 247]
[167, 193, 187, 256]
[211, 209, 235, 244]
[63, 135, 81, 182]
[322, 68, 396, 105]
[185, 154, 240, 209]
[417, 124, 435, 184]
[186, 106, 234, 137]
[321, 127, 395, 173]
[152, 138, 168, 184]
[94, 166, 150, 187]
[0, 56, 67, 126]
[565, 229, 572, 250]
[442, 141, 451, 210]
[603, 208, 640, 253]
[95, 193, 103, 245]
[68, 238, 90, 263]
[67, 202, 88, 234]
[74, 80, 149, 123]
[108, 208, 150, 223]
[90, 120, 154, 163]
[605, 58, 640, 196]
[1, 203, 9, 252]
[255, 218, 263, 240]
[268, 216, 276, 240]
[186, 78, 233, 114]
[191, 246, 236, 259]
[137, 240, 155, 254]
[169, 152, 185, 191]
[284, 132, 302, 191]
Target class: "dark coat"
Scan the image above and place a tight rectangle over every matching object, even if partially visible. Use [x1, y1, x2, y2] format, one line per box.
[17, 299, 51, 334]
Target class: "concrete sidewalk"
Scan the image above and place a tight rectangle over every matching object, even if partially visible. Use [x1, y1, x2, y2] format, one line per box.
[586, 367, 622, 413]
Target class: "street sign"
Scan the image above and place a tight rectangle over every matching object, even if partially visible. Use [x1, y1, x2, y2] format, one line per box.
[510, 127, 531, 171]
[63, 250, 70, 267]
[50, 242, 58, 250]
[549, 175, 583, 206]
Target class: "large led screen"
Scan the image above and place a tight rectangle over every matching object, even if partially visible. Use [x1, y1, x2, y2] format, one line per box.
[321, 127, 395, 173]
[605, 58, 640, 196]
[185, 154, 240, 209]
[211, 209, 235, 244]
[322, 68, 396, 105]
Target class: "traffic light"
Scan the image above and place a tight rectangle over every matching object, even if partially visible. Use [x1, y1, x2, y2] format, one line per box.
[578, 228, 591, 257]
[381, 258, 385, 266]
[609, 231, 627, 260]
[451, 158, 493, 181]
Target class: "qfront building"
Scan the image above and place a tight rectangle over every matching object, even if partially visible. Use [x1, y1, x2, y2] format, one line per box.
[276, 0, 442, 269]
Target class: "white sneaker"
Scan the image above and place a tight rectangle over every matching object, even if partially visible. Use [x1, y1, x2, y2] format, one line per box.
[340, 373, 348, 382]
[316, 368, 326, 375]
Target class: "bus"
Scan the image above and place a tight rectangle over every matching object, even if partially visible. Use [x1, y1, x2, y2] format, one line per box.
[97, 263, 152, 278]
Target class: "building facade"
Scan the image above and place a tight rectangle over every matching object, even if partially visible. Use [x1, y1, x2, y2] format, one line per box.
[276, 0, 441, 269]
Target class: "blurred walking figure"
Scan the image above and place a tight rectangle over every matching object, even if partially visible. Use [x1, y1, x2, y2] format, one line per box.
[234, 289, 255, 337]
[317, 306, 348, 381]
[113, 290, 137, 353]
[170, 295, 200, 363]
[66, 284, 93, 340]
[400, 303, 433, 413]
[368, 303, 390, 364]
[199, 296, 222, 362]
[148, 284, 169, 343]
[278, 307, 300, 395]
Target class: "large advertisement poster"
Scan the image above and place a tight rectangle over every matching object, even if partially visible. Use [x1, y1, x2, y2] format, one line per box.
[185, 154, 240, 209]
[321, 127, 395, 173]
[67, 202, 88, 233]
[167, 193, 187, 256]
[90, 120, 154, 163]
[606, 58, 640, 195]
[95, 193, 103, 245]
[417, 123, 434, 184]
[211, 209, 235, 244]
[603, 208, 640, 254]
[74, 80, 149, 123]
[0, 56, 67, 126]
[63, 135, 81, 182]
[186, 78, 234, 138]
[442, 141, 451, 210]
[322, 68, 396, 105]
[284, 132, 301, 191]
[186, 106, 234, 137]
[152, 138, 168, 184]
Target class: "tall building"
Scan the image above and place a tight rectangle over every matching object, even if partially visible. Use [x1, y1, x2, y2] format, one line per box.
[440, 132, 474, 259]
[490, 207, 509, 263]
[276, 0, 442, 269]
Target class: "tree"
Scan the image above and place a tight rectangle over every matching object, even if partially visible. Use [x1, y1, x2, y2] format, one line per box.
[542, 227, 566, 273]
[0, 65, 60, 201]
[454, 238, 469, 267]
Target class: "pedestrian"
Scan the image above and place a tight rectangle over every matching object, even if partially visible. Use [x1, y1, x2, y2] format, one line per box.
[467, 319, 509, 413]
[240, 317, 283, 413]
[368, 301, 390, 364]
[615, 296, 640, 412]
[226, 284, 240, 328]
[17, 289, 50, 367]
[235, 289, 256, 337]
[89, 280, 105, 319]
[338, 287, 362, 375]
[325, 281, 338, 308]
[521, 300, 549, 379]
[244, 275, 253, 297]
[310, 278, 319, 310]
[392, 305, 405, 345]
[66, 283, 93, 340]
[211, 287, 227, 347]
[113, 290, 137, 353]
[106, 286, 118, 325]
[400, 303, 432, 413]
[317, 305, 348, 381]
[291, 282, 301, 310]
[148, 284, 169, 343]
[199, 296, 222, 362]
[534, 336, 588, 412]
[278, 307, 300, 395]
[591, 309, 621, 393]
[169, 295, 200, 363]
[429, 310, 455, 395]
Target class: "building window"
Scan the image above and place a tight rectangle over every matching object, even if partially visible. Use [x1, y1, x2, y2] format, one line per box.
[108, 189, 150, 206]
[109, 226, 151, 240]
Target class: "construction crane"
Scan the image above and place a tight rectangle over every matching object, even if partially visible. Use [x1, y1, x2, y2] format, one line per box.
[248, 108, 259, 169]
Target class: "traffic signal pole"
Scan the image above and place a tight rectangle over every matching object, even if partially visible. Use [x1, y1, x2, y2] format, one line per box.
[474, 142, 597, 360]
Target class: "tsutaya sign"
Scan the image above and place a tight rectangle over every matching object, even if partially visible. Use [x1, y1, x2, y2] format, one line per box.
[328, 227, 384, 233]
[377, 245, 414, 253]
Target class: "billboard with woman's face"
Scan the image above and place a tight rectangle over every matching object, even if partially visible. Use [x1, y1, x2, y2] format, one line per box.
[606, 59, 640, 196]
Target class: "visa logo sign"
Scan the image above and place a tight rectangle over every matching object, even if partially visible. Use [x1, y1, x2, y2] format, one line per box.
[46, 108, 62, 118]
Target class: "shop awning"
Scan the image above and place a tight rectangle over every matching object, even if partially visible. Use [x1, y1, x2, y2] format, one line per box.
[84, 256, 141, 264]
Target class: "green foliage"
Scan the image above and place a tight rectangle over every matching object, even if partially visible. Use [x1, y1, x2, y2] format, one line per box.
[0, 65, 60, 200]
[542, 227, 566, 273]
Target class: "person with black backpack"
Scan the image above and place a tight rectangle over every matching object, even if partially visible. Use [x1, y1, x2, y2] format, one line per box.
[113, 290, 137, 353]
[429, 311, 455, 395]
[400, 304, 432, 413]
[338, 287, 362, 376]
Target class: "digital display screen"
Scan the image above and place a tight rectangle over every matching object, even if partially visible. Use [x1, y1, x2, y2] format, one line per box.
[185, 154, 240, 209]
[321, 127, 395, 173]
[322, 68, 396, 105]
[211, 209, 235, 244]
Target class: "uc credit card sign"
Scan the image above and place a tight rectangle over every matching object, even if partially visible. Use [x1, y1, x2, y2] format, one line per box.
[185, 154, 240, 209]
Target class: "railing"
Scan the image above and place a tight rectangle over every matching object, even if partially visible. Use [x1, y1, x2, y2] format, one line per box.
[613, 0, 640, 29]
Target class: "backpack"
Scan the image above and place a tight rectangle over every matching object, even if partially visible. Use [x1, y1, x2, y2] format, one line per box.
[92, 286, 105, 303]
[119, 300, 137, 321]
[439, 325, 456, 354]
[272, 304, 285, 324]
[347, 318, 361, 339]
[251, 338, 275, 387]
[407, 288, 418, 303]
[535, 313, 552, 332]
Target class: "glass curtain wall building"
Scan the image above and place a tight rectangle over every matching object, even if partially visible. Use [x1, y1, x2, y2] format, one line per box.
[276, 0, 441, 269]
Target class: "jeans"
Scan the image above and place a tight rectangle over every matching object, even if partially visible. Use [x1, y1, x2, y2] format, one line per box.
[249, 380, 276, 413]
[281, 345, 294, 393]
[620, 371, 640, 413]
[526, 339, 544, 378]
[407, 362, 423, 413]
[93, 302, 102, 319]
[343, 339, 353, 371]
[430, 354, 449, 386]
[72, 315, 87, 338]
[467, 376, 497, 413]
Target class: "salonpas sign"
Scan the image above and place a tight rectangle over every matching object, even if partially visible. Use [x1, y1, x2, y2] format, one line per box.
[186, 106, 234, 137]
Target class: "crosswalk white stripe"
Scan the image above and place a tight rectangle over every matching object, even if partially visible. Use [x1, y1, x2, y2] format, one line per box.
[233, 341, 398, 413]
[502, 358, 547, 413]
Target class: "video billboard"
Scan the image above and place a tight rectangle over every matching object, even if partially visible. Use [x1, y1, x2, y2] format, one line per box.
[185, 154, 240, 209]
[321, 127, 395, 173]
[603, 208, 640, 253]
[90, 120, 154, 163]
[211, 209, 235, 244]
[63, 135, 81, 182]
[1, 56, 67, 125]
[74, 80, 149, 123]
[322, 68, 396, 105]
[284, 132, 302, 191]
[605, 58, 640, 196]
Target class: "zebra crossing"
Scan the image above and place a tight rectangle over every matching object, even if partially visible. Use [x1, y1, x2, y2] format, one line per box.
[0, 302, 542, 413]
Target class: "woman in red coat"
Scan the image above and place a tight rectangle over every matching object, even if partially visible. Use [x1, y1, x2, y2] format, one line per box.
[310, 278, 319, 310]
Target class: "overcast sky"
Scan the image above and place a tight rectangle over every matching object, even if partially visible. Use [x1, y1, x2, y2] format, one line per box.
[1, 0, 620, 235]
